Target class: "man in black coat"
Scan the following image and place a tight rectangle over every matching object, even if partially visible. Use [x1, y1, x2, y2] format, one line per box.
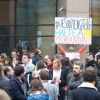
[9, 65, 29, 100]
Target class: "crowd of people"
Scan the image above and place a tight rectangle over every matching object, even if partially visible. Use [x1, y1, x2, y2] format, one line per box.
[0, 47, 100, 100]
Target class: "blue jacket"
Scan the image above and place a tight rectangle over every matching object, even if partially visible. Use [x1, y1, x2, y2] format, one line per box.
[27, 93, 49, 100]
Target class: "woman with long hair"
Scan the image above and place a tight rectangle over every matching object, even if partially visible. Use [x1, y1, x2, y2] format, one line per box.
[27, 78, 49, 100]
[49, 57, 68, 100]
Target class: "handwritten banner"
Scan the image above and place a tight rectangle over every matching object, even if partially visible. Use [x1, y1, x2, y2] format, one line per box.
[55, 17, 92, 44]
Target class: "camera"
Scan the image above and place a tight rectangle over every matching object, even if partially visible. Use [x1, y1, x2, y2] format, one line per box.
[59, 6, 65, 11]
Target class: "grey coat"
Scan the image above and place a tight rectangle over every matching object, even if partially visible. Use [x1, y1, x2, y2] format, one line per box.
[43, 81, 58, 100]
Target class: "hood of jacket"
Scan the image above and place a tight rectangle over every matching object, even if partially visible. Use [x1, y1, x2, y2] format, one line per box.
[27, 93, 49, 100]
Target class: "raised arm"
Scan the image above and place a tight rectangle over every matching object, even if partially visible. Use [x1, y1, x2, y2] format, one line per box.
[77, 46, 87, 54]
[57, 44, 67, 53]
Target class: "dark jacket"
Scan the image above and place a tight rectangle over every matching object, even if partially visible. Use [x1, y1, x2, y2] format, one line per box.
[72, 82, 100, 100]
[9, 75, 29, 100]
[86, 60, 97, 69]
[27, 93, 49, 100]
[32, 54, 42, 65]
[96, 76, 100, 92]
[67, 74, 83, 100]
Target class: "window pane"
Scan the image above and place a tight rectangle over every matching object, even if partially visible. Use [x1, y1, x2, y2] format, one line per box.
[0, 36, 10, 54]
[0, 25, 15, 37]
[17, 0, 56, 25]
[93, 26, 100, 36]
[0, 1, 9, 25]
[92, 0, 100, 24]
[0, 0, 15, 25]
[0, 26, 10, 35]
[16, 26, 54, 36]
[91, 0, 100, 37]
[90, 37, 100, 54]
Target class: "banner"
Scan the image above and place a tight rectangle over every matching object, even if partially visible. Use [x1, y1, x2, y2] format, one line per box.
[55, 17, 92, 44]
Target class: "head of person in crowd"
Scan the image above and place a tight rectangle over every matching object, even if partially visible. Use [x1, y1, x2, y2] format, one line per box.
[31, 60, 47, 78]
[39, 69, 49, 81]
[4, 66, 14, 79]
[11, 49, 18, 59]
[46, 56, 54, 70]
[22, 52, 31, 65]
[62, 57, 70, 65]
[4, 57, 11, 66]
[61, 57, 71, 70]
[28, 50, 35, 59]
[0, 53, 7, 64]
[34, 48, 41, 55]
[72, 61, 83, 76]
[88, 53, 94, 61]
[14, 65, 24, 79]
[36, 60, 47, 71]
[44, 55, 50, 64]
[29, 78, 47, 94]
[12, 56, 20, 68]
[70, 58, 80, 69]
[59, 53, 65, 60]
[69, 46, 75, 52]
[0, 89, 11, 100]
[53, 57, 62, 70]
[83, 66, 96, 84]
[86, 53, 96, 68]
[86, 52, 91, 60]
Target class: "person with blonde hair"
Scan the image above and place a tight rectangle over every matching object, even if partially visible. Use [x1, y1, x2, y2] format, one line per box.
[0, 62, 10, 96]
[49, 57, 68, 100]
[0, 89, 11, 100]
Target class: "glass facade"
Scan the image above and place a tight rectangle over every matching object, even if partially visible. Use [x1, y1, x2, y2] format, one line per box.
[0, 0, 56, 55]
